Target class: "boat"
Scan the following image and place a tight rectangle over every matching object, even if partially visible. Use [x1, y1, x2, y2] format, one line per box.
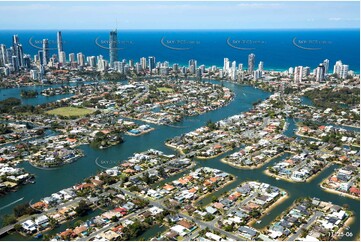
[256, 220, 262, 224]
[276, 177, 280, 180]
[34, 233, 43, 239]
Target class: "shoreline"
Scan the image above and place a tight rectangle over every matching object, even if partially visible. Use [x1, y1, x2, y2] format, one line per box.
[263, 169, 298, 183]
[193, 176, 236, 207]
[164, 142, 186, 156]
[196, 147, 233, 160]
[220, 152, 285, 170]
[248, 192, 289, 229]
[125, 127, 155, 136]
[319, 181, 360, 201]
[296, 130, 360, 147]
[334, 216, 356, 240]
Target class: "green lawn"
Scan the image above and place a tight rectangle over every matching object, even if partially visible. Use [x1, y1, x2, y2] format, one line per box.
[157, 87, 173, 93]
[46, 107, 94, 117]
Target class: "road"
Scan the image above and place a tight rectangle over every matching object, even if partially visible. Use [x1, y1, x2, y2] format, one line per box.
[79, 208, 148, 241]
[287, 211, 323, 241]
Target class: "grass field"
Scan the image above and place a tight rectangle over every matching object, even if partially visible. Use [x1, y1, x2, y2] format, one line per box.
[157, 87, 173, 93]
[46, 107, 94, 117]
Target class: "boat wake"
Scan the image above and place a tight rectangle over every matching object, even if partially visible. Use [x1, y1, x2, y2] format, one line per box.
[0, 197, 24, 211]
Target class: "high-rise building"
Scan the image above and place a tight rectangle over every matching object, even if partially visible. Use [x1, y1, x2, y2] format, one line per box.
[109, 30, 118, 68]
[188, 59, 197, 74]
[12, 35, 24, 68]
[77, 52, 85, 66]
[248, 53, 255, 74]
[88, 56, 96, 67]
[129, 59, 134, 68]
[148, 56, 155, 73]
[188, 59, 197, 69]
[38, 50, 44, 65]
[11, 56, 19, 72]
[238, 63, 243, 72]
[59, 51, 66, 64]
[288, 67, 294, 75]
[258, 61, 264, 71]
[333, 60, 349, 79]
[315, 63, 325, 82]
[230, 61, 237, 80]
[253, 70, 262, 80]
[0, 44, 7, 66]
[140, 57, 147, 70]
[57, 31, 63, 62]
[12, 35, 19, 60]
[293, 66, 303, 83]
[30, 70, 38, 80]
[42, 39, 49, 65]
[135, 63, 142, 73]
[69, 53, 75, 63]
[323, 59, 329, 74]
[303, 66, 310, 77]
[172, 63, 179, 72]
[223, 58, 230, 73]
[23, 55, 31, 69]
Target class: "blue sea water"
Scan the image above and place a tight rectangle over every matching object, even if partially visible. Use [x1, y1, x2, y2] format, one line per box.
[0, 29, 359, 72]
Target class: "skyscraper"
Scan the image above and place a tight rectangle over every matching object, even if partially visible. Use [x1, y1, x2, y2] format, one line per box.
[77, 52, 85, 66]
[323, 59, 329, 74]
[293, 66, 303, 83]
[59, 51, 66, 64]
[12, 35, 23, 68]
[69, 53, 75, 63]
[148, 56, 155, 73]
[333, 60, 349, 79]
[109, 30, 118, 68]
[258, 61, 264, 71]
[248, 53, 255, 74]
[11, 56, 19, 72]
[140, 57, 147, 70]
[315, 63, 325, 82]
[42, 39, 49, 66]
[0, 44, 7, 66]
[88, 56, 96, 67]
[231, 61, 237, 81]
[223, 58, 230, 73]
[57, 31, 64, 63]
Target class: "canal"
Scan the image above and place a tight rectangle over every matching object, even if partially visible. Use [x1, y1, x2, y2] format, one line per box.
[0, 80, 359, 240]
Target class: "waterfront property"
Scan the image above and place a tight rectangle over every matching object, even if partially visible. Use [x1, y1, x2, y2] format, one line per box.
[265, 197, 352, 241]
[321, 163, 360, 200]
[210, 182, 287, 237]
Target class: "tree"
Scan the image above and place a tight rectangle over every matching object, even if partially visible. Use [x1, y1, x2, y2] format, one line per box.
[75, 200, 91, 217]
[2, 214, 17, 226]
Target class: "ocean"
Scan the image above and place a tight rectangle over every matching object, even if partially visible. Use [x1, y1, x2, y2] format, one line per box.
[0, 29, 360, 72]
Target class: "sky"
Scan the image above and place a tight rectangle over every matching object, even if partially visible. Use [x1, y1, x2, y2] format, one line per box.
[0, 1, 359, 30]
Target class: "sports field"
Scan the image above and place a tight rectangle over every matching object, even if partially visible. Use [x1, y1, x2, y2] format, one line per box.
[46, 107, 94, 117]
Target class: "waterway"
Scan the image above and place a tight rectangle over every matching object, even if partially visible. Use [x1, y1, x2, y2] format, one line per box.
[0, 80, 359, 241]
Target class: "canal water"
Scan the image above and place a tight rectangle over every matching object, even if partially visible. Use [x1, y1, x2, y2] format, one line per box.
[0, 80, 359, 240]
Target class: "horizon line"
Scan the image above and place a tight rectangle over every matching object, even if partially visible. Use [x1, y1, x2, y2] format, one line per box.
[0, 28, 360, 31]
